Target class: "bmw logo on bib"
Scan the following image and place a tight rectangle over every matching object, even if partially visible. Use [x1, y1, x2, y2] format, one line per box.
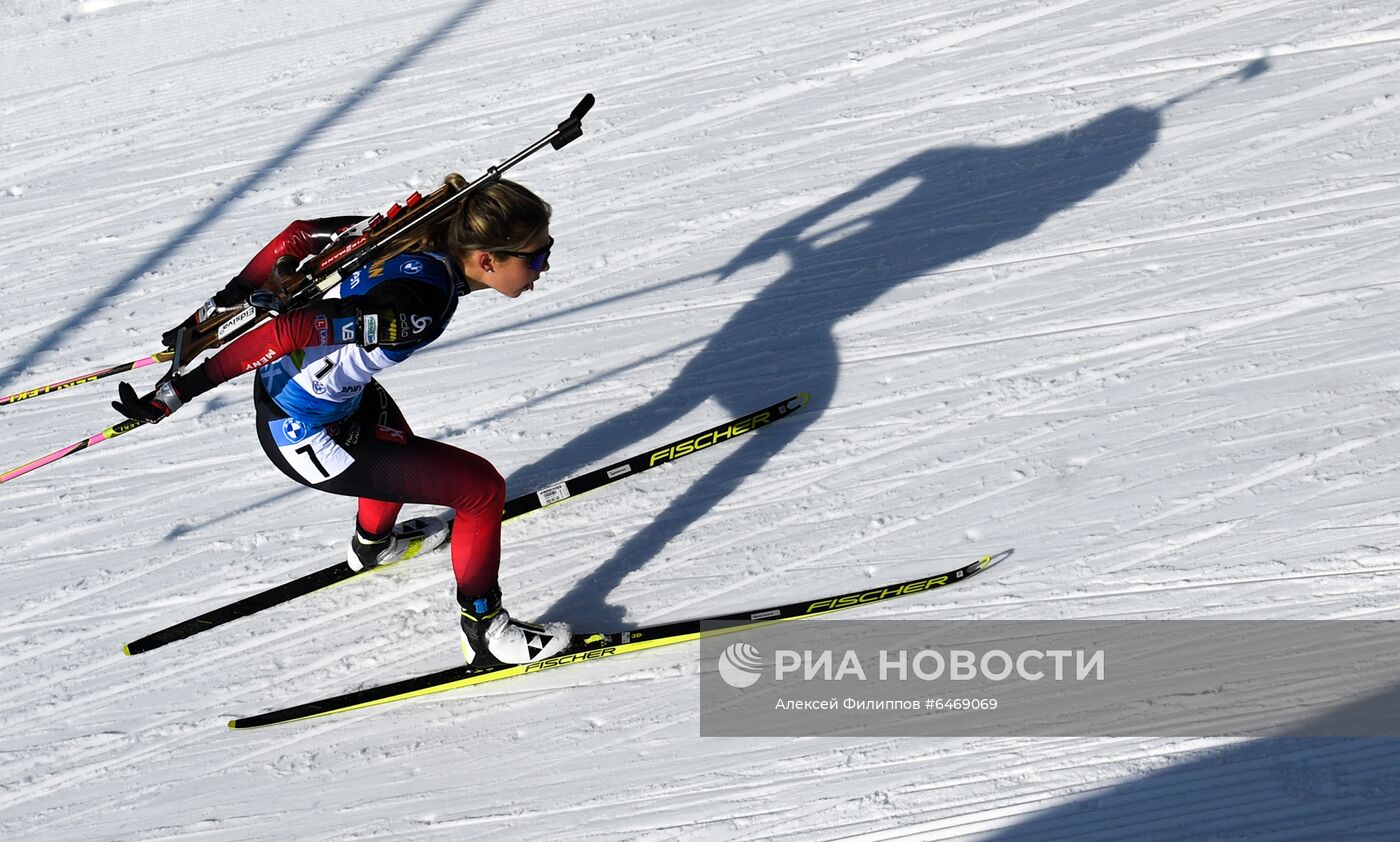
[402, 259, 423, 275]
[269, 417, 318, 448]
[281, 419, 308, 442]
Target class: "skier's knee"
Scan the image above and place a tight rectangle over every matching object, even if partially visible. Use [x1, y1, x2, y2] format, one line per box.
[455, 454, 505, 514]
[481, 462, 506, 509]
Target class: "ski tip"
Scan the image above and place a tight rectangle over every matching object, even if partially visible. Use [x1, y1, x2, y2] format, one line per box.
[981, 548, 1014, 570]
[121, 643, 133, 657]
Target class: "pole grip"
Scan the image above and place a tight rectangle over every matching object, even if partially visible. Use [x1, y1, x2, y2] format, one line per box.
[551, 93, 595, 150]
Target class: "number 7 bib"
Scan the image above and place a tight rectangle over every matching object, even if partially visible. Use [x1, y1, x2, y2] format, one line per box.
[267, 417, 355, 483]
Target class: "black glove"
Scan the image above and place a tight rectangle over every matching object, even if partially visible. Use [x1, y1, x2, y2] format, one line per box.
[159, 259, 302, 349]
[258, 255, 304, 311]
[112, 379, 188, 424]
[160, 278, 252, 349]
[211, 278, 255, 308]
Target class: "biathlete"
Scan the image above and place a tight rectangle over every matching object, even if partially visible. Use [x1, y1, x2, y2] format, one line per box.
[113, 179, 570, 667]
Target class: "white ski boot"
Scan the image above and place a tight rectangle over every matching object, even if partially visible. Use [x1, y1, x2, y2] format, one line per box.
[459, 585, 570, 666]
[347, 515, 451, 572]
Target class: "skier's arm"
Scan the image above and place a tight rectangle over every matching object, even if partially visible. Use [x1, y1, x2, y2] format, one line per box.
[116, 282, 447, 423]
[196, 296, 428, 384]
[159, 217, 364, 348]
[230, 217, 364, 290]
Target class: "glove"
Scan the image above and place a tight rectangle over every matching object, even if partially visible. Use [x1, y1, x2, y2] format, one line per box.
[159, 257, 303, 349]
[112, 378, 187, 424]
[211, 279, 256, 308]
[159, 279, 248, 349]
[257, 254, 305, 311]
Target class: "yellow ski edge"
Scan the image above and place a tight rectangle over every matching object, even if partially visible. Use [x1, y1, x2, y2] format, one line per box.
[228, 550, 1003, 730]
[228, 614, 815, 729]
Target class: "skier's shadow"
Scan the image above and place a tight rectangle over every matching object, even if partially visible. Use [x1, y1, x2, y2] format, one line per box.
[511, 104, 1164, 629]
[987, 681, 1400, 839]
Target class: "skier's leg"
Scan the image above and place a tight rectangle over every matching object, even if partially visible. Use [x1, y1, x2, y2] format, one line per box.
[353, 383, 415, 538]
[255, 379, 568, 665]
[341, 433, 508, 597]
[317, 432, 565, 665]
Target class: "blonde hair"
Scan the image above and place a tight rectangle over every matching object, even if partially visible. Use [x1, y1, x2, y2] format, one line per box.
[396, 178, 551, 259]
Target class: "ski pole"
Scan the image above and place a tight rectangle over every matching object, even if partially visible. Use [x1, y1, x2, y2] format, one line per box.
[0, 418, 144, 485]
[0, 351, 174, 408]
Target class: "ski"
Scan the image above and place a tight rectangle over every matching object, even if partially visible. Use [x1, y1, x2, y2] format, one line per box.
[122, 516, 451, 656]
[124, 393, 810, 656]
[229, 550, 1006, 729]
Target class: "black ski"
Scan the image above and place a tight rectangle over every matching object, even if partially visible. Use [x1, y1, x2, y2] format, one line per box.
[124, 393, 810, 655]
[229, 550, 1006, 729]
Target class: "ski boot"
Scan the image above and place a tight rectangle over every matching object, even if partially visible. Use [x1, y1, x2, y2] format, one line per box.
[347, 515, 451, 572]
[459, 585, 570, 666]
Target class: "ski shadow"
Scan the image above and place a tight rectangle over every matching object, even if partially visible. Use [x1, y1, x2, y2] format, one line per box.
[0, 0, 496, 394]
[510, 103, 1166, 630]
[985, 681, 1400, 840]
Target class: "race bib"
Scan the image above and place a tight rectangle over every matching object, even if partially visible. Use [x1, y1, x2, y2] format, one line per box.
[267, 417, 355, 484]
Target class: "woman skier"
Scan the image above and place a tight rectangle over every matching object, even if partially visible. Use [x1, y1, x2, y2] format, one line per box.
[112, 179, 570, 667]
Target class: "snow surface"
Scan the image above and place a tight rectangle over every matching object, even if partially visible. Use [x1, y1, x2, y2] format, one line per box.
[3, 0, 1400, 838]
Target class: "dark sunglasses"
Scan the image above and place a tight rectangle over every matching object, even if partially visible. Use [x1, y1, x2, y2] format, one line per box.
[495, 236, 554, 271]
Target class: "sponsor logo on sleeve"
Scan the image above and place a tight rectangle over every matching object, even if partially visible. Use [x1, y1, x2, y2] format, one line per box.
[333, 318, 357, 344]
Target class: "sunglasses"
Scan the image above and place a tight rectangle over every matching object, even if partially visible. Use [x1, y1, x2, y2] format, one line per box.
[495, 236, 554, 271]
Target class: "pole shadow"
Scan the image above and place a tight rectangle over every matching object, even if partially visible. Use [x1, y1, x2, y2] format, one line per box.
[510, 103, 1165, 629]
[0, 0, 496, 393]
